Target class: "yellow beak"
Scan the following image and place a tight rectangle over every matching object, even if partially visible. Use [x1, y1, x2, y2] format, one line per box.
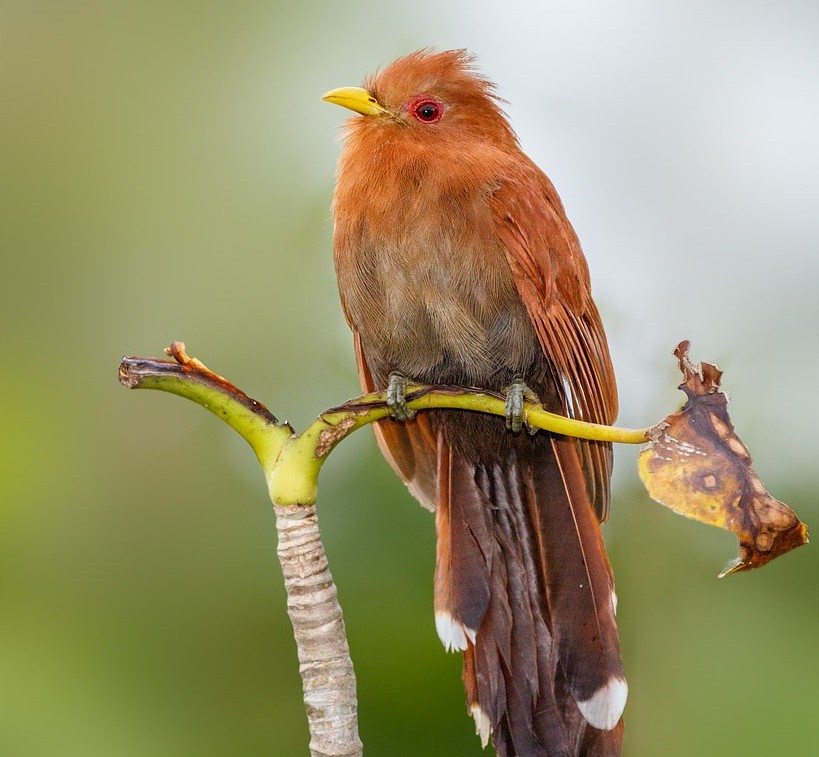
[322, 86, 391, 118]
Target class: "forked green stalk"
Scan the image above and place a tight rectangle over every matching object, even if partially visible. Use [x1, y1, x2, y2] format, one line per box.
[120, 349, 648, 508]
[118, 343, 649, 757]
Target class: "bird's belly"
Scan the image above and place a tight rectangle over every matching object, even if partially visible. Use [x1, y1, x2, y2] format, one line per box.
[341, 241, 542, 389]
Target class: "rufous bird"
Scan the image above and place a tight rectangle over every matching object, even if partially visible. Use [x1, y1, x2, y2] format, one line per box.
[323, 50, 626, 757]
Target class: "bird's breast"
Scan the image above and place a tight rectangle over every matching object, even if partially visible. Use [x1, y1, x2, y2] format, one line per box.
[333, 181, 540, 387]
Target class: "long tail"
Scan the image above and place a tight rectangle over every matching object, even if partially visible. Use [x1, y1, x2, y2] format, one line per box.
[434, 428, 626, 756]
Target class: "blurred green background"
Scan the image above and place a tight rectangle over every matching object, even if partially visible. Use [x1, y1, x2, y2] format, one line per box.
[2, 2, 817, 755]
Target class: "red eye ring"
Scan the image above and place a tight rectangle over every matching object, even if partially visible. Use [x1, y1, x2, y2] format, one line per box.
[410, 97, 443, 124]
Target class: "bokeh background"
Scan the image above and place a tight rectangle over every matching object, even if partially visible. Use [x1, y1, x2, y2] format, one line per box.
[2, 1, 817, 755]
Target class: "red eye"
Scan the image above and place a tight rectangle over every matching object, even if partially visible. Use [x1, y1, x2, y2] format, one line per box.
[411, 97, 443, 124]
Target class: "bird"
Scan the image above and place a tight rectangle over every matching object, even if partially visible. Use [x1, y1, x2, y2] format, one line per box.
[323, 49, 626, 757]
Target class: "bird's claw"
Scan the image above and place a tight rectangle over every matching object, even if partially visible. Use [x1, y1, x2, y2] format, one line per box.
[504, 377, 540, 434]
[387, 372, 416, 421]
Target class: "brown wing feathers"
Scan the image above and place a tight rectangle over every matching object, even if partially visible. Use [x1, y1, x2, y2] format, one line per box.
[491, 171, 618, 519]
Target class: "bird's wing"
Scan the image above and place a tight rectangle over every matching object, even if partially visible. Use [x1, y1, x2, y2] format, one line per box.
[490, 158, 618, 520]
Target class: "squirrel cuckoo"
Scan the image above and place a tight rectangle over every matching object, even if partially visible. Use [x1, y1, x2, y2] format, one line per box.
[323, 50, 626, 756]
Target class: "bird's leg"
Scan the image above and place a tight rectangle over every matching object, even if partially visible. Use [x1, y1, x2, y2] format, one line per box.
[386, 372, 416, 421]
[504, 375, 540, 434]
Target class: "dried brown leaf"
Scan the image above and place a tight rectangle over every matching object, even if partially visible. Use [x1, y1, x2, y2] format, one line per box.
[638, 341, 808, 576]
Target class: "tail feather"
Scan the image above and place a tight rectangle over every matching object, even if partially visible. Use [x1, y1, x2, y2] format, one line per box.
[434, 440, 492, 650]
[542, 437, 626, 730]
[433, 426, 625, 756]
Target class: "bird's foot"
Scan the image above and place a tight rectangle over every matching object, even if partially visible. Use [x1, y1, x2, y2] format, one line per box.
[504, 376, 540, 434]
[386, 372, 416, 421]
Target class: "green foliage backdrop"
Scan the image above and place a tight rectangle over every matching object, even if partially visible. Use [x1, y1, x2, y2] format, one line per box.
[2, 2, 817, 755]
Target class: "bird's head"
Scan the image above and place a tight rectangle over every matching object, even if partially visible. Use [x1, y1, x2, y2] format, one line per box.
[323, 49, 518, 148]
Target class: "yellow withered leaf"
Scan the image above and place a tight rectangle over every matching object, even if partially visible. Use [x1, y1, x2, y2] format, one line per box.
[638, 341, 808, 576]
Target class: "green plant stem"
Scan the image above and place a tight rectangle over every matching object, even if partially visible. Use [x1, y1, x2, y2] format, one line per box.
[118, 345, 651, 757]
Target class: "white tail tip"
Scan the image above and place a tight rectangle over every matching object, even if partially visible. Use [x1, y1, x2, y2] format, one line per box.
[434, 611, 476, 652]
[470, 703, 492, 748]
[577, 677, 628, 730]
